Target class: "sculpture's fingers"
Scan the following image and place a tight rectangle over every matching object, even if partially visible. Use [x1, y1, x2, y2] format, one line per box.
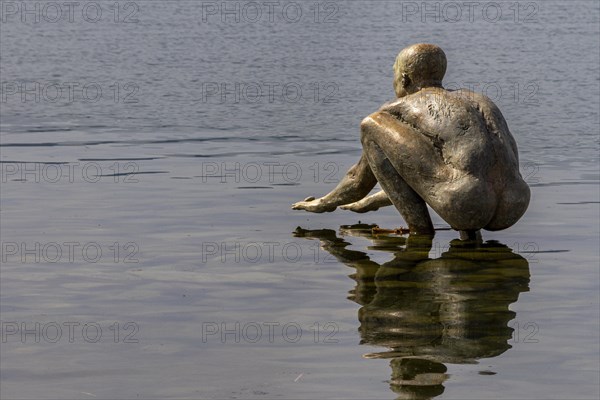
[292, 202, 306, 210]
[304, 196, 315, 202]
[340, 202, 359, 210]
[341, 203, 369, 213]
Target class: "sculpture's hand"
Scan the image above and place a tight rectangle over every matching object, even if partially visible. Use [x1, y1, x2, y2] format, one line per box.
[340, 190, 391, 213]
[291, 196, 336, 213]
[340, 199, 380, 213]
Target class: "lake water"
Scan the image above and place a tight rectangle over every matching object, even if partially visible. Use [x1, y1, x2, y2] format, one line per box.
[1, 1, 599, 399]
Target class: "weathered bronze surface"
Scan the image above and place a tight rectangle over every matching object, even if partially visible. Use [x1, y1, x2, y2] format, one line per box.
[292, 44, 530, 237]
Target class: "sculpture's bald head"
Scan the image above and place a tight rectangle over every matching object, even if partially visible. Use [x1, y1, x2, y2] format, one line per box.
[393, 44, 447, 97]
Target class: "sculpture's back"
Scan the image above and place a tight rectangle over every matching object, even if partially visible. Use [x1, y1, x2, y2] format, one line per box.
[385, 87, 530, 231]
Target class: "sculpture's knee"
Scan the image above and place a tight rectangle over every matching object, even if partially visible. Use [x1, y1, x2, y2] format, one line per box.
[360, 113, 382, 146]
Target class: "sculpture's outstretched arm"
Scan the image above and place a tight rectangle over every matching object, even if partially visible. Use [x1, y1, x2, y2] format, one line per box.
[292, 154, 377, 213]
[340, 190, 393, 213]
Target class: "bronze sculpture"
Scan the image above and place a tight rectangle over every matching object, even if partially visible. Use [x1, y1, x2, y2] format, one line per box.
[292, 44, 530, 239]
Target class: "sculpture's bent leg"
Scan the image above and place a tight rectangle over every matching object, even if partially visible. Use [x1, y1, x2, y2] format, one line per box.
[362, 140, 434, 234]
[360, 113, 440, 235]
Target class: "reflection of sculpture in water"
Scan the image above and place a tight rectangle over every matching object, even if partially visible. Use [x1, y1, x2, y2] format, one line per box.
[293, 44, 530, 240]
[294, 225, 530, 399]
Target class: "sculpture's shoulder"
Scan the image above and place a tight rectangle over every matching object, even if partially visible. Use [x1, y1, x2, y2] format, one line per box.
[382, 88, 513, 141]
[451, 89, 511, 134]
[452, 89, 520, 161]
[382, 88, 484, 141]
[383, 88, 470, 121]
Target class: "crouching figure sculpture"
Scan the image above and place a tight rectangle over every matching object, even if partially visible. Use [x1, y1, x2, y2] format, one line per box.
[292, 44, 530, 239]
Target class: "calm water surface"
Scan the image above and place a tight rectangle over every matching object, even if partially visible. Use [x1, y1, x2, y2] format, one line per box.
[1, 1, 599, 399]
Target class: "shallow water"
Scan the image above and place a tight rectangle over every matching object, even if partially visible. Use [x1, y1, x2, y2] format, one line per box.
[1, 1, 599, 399]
